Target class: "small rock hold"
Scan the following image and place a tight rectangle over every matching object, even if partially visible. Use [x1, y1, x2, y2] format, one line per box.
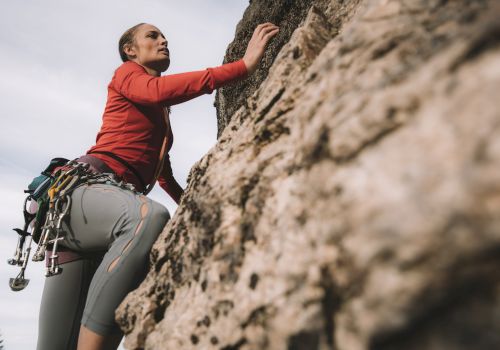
[190, 334, 199, 345]
[292, 46, 301, 59]
[334, 185, 343, 196]
[249, 273, 259, 290]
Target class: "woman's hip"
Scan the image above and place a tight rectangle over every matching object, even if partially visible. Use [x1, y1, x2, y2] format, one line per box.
[60, 183, 169, 252]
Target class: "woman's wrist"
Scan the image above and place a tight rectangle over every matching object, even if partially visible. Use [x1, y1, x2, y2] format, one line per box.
[242, 57, 256, 75]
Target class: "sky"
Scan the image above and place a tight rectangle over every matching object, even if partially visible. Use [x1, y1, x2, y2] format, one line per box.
[0, 0, 249, 348]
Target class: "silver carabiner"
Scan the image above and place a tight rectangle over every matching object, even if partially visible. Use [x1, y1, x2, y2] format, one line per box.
[46, 195, 71, 277]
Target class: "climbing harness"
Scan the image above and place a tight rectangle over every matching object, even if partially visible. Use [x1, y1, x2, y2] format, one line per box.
[7, 158, 137, 291]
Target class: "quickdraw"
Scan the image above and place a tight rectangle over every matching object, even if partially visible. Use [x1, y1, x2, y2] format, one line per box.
[7, 159, 137, 291]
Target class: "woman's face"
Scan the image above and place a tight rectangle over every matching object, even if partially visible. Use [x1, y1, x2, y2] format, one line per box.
[126, 23, 170, 73]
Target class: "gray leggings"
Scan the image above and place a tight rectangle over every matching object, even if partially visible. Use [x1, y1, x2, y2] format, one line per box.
[36, 183, 170, 350]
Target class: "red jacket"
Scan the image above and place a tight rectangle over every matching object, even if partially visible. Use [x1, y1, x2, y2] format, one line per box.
[86, 59, 248, 203]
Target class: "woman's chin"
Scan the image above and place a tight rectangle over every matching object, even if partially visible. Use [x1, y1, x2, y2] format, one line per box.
[157, 58, 170, 72]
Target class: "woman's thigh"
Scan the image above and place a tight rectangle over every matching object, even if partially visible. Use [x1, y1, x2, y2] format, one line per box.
[81, 191, 170, 335]
[50, 182, 170, 335]
[37, 258, 101, 350]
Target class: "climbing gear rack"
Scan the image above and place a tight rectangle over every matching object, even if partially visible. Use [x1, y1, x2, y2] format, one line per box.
[7, 159, 137, 291]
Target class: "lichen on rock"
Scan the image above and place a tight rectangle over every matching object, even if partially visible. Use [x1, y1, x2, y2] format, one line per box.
[116, 0, 500, 349]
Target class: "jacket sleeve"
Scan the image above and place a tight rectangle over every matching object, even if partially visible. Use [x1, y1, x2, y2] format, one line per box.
[158, 154, 184, 204]
[112, 59, 248, 106]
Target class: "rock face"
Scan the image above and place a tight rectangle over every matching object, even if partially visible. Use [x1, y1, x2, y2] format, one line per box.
[116, 0, 500, 349]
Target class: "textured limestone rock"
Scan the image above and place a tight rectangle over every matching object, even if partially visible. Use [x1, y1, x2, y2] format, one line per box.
[214, 0, 320, 137]
[116, 0, 500, 349]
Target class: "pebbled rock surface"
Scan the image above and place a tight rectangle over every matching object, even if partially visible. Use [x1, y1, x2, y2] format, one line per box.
[116, 0, 500, 349]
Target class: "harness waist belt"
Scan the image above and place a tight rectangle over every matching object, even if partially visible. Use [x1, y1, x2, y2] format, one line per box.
[87, 150, 147, 192]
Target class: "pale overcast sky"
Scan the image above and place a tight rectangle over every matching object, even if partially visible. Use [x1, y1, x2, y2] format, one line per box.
[0, 1, 248, 348]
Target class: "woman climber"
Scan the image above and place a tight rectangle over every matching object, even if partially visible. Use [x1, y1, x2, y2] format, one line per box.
[35, 21, 279, 350]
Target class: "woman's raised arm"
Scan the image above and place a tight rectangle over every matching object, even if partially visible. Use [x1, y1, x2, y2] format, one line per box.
[113, 22, 279, 107]
[112, 59, 248, 106]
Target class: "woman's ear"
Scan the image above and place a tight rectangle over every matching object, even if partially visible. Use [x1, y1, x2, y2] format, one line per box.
[124, 43, 137, 60]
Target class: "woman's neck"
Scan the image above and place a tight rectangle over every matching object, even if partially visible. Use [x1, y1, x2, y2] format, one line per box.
[131, 60, 161, 77]
[140, 64, 161, 77]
